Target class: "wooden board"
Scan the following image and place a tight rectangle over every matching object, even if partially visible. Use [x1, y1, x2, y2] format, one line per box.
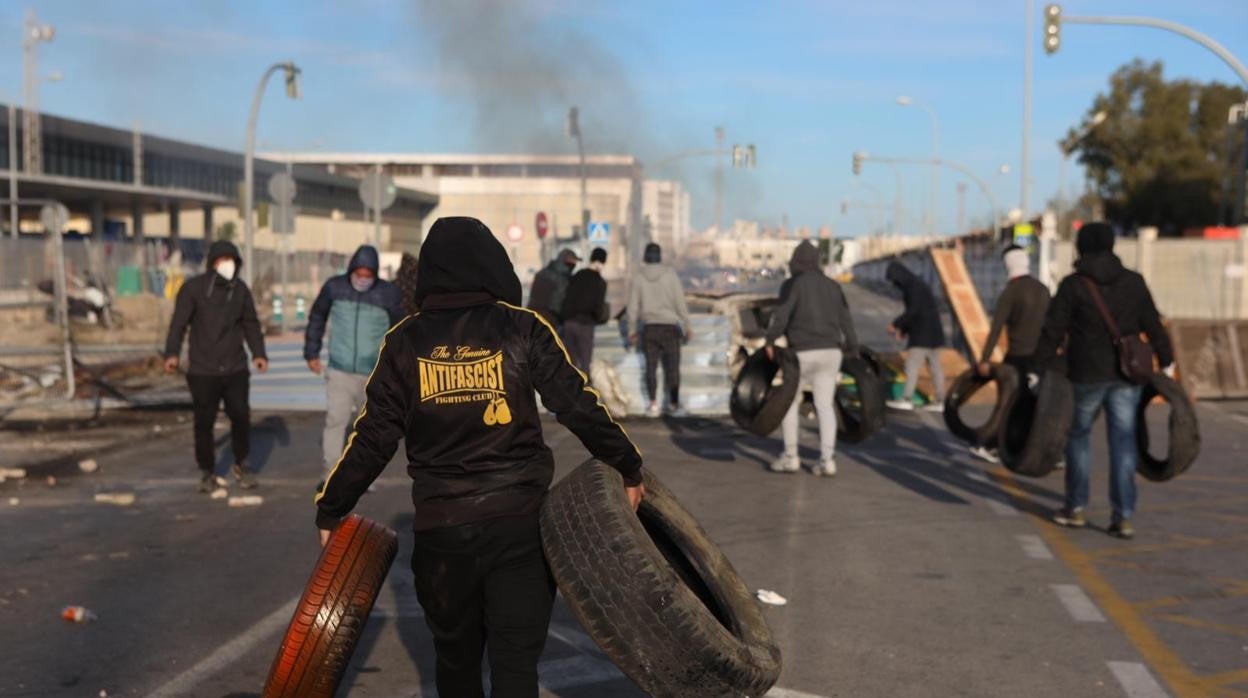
[930, 248, 1003, 362]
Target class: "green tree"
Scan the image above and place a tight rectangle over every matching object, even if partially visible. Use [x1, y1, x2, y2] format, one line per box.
[215, 221, 236, 242]
[1070, 60, 1246, 234]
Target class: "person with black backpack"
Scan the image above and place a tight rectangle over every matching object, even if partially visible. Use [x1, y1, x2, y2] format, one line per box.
[1031, 222, 1175, 539]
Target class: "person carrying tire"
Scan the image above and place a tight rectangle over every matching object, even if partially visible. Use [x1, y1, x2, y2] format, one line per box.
[163, 240, 268, 493]
[628, 242, 693, 417]
[315, 217, 644, 698]
[304, 245, 404, 488]
[884, 261, 946, 412]
[970, 245, 1051, 463]
[560, 246, 610, 374]
[763, 240, 859, 477]
[1031, 222, 1175, 539]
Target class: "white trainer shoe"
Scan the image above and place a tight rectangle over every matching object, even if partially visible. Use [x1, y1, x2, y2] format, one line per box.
[969, 446, 1000, 464]
[768, 454, 801, 473]
[811, 459, 837, 477]
[646, 402, 661, 418]
[886, 399, 915, 411]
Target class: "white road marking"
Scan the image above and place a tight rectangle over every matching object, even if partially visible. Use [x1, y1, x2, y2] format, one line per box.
[145, 596, 299, 698]
[765, 688, 831, 698]
[986, 498, 1019, 516]
[1107, 661, 1170, 698]
[1051, 584, 1106, 622]
[1016, 534, 1054, 560]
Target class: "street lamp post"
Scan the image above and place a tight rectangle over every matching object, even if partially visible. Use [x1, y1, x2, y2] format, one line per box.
[243, 61, 301, 288]
[22, 9, 54, 176]
[7, 102, 16, 239]
[567, 107, 589, 241]
[897, 96, 940, 234]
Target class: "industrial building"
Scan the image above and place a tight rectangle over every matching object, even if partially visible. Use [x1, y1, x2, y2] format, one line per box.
[265, 152, 692, 279]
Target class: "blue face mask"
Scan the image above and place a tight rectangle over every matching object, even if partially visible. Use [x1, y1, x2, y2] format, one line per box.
[350, 273, 376, 293]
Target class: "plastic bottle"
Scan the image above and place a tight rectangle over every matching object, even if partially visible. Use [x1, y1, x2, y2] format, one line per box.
[61, 606, 98, 623]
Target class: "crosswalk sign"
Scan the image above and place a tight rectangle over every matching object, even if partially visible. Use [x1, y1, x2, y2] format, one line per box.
[587, 221, 610, 244]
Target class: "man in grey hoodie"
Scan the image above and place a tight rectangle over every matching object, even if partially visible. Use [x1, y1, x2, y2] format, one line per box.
[628, 243, 692, 417]
[764, 240, 859, 476]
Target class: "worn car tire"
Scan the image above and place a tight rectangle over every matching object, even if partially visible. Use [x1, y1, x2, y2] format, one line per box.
[262, 515, 398, 698]
[541, 460, 782, 698]
[998, 372, 1073, 478]
[943, 365, 1020, 447]
[1136, 373, 1201, 482]
[836, 355, 887, 443]
[731, 347, 800, 437]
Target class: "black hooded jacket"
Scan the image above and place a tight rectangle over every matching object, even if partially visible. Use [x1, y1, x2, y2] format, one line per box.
[765, 241, 859, 352]
[316, 217, 642, 532]
[1032, 252, 1173, 384]
[886, 261, 946, 348]
[163, 240, 266, 375]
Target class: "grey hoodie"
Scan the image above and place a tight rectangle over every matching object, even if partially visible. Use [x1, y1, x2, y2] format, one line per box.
[628, 263, 690, 335]
[765, 241, 859, 352]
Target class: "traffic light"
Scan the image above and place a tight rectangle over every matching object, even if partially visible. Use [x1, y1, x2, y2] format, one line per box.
[731, 144, 757, 168]
[851, 152, 863, 175]
[1044, 4, 1061, 54]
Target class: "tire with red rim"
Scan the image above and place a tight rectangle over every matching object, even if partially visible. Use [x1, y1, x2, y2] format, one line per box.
[262, 515, 398, 698]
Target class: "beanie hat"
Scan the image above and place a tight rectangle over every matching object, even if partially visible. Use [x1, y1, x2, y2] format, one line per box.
[1076, 222, 1115, 256]
[643, 243, 661, 263]
[590, 247, 608, 264]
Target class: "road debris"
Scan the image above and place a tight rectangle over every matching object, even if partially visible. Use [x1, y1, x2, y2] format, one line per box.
[78, 458, 100, 474]
[94, 492, 136, 506]
[174, 513, 198, 522]
[7, 497, 19, 506]
[61, 606, 98, 623]
[228, 495, 264, 507]
[46, 475, 57, 487]
[755, 589, 788, 606]
[209, 488, 229, 500]
[0, 467, 27, 479]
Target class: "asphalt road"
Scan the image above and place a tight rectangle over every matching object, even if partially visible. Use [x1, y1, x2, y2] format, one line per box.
[3, 391, 1246, 697]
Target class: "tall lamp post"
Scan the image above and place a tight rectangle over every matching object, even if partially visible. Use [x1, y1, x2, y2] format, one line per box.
[243, 61, 301, 287]
[897, 96, 940, 234]
[567, 107, 589, 241]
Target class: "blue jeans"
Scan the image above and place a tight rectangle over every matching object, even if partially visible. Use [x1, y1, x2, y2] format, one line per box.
[1066, 381, 1143, 523]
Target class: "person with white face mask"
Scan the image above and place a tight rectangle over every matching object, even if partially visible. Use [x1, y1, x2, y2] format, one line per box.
[304, 244, 404, 489]
[164, 240, 268, 493]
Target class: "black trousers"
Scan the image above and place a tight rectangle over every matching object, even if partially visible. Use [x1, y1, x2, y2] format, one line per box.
[1004, 353, 1033, 376]
[411, 513, 555, 698]
[562, 320, 596, 375]
[186, 371, 250, 473]
[642, 323, 682, 405]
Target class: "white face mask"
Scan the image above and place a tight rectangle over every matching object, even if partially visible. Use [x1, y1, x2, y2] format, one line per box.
[351, 273, 376, 293]
[215, 259, 236, 280]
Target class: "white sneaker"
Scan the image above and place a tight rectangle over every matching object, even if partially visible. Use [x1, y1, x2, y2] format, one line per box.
[886, 399, 915, 411]
[768, 454, 800, 473]
[669, 405, 689, 418]
[811, 459, 837, 477]
[921, 402, 945, 413]
[646, 402, 661, 418]
[969, 446, 1000, 464]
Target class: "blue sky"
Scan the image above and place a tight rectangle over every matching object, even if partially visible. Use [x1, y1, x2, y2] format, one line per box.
[2, 0, 1245, 235]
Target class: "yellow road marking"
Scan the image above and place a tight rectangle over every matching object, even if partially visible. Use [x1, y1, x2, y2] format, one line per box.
[1196, 668, 1248, 693]
[987, 467, 1211, 698]
[1152, 613, 1248, 639]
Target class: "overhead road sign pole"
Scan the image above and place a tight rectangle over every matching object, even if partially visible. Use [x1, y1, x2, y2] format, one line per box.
[243, 61, 302, 288]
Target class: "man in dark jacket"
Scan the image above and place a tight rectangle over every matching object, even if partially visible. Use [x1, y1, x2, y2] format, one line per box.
[527, 248, 580, 325]
[305, 245, 404, 482]
[560, 246, 609, 373]
[884, 260, 947, 411]
[1032, 222, 1174, 539]
[164, 240, 268, 492]
[764, 240, 859, 476]
[971, 245, 1051, 462]
[316, 217, 643, 697]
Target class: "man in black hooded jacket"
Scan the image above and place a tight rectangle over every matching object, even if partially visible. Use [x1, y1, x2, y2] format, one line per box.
[164, 240, 268, 492]
[315, 217, 643, 698]
[884, 261, 947, 411]
[1032, 222, 1174, 539]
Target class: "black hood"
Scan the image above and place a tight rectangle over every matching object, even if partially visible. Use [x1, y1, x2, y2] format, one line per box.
[206, 240, 241, 269]
[1076, 222, 1115, 256]
[790, 240, 820, 275]
[1074, 252, 1126, 284]
[885, 260, 919, 290]
[415, 217, 522, 306]
[348, 245, 380, 274]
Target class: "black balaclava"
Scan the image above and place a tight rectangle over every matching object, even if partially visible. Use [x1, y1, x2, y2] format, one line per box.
[643, 243, 661, 264]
